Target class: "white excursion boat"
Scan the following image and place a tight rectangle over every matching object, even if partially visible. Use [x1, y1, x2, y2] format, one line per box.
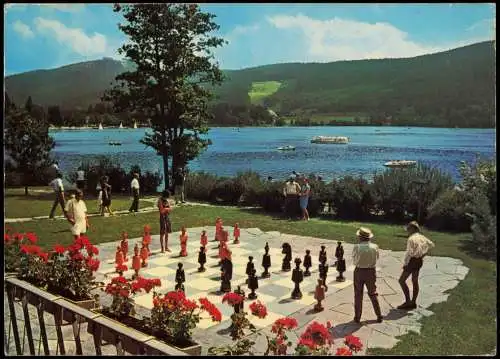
[133, 121, 138, 129]
[98, 123, 103, 130]
[119, 122, 124, 129]
[384, 160, 417, 168]
[311, 136, 349, 144]
[277, 145, 296, 151]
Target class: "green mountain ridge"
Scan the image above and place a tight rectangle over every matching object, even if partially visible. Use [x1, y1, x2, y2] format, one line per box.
[4, 40, 496, 127]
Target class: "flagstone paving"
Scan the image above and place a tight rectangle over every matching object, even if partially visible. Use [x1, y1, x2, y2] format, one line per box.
[4, 226, 470, 355]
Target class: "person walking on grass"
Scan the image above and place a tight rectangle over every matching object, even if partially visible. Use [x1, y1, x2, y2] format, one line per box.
[283, 176, 301, 219]
[174, 167, 186, 204]
[398, 221, 435, 310]
[352, 227, 383, 323]
[299, 177, 311, 221]
[65, 189, 89, 240]
[157, 190, 173, 253]
[49, 172, 66, 219]
[76, 166, 85, 191]
[100, 176, 114, 216]
[129, 173, 140, 213]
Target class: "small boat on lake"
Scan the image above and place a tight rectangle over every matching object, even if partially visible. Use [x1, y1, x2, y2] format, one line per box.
[133, 121, 137, 129]
[98, 123, 103, 130]
[384, 160, 417, 168]
[119, 122, 124, 129]
[277, 145, 295, 151]
[109, 141, 122, 146]
[311, 136, 349, 144]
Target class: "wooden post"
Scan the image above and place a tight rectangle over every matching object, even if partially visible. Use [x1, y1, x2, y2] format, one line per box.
[92, 322, 102, 356]
[53, 305, 66, 355]
[6, 284, 22, 354]
[21, 294, 35, 355]
[36, 300, 50, 355]
[71, 313, 83, 355]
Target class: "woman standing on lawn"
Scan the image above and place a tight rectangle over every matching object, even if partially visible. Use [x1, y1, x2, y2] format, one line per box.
[157, 190, 172, 253]
[100, 176, 114, 216]
[299, 178, 311, 221]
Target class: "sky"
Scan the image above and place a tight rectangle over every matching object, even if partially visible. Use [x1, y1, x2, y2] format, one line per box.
[4, 3, 496, 76]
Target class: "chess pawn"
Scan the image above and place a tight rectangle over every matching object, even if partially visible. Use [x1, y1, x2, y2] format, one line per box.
[314, 279, 326, 312]
[247, 269, 259, 299]
[143, 225, 152, 255]
[335, 241, 346, 282]
[303, 249, 312, 277]
[281, 243, 292, 272]
[132, 244, 141, 276]
[245, 256, 255, 284]
[233, 223, 240, 244]
[319, 262, 329, 292]
[120, 232, 129, 261]
[140, 243, 149, 267]
[175, 263, 186, 292]
[115, 246, 124, 267]
[261, 242, 271, 278]
[198, 246, 207, 272]
[319, 245, 327, 266]
[200, 230, 208, 248]
[179, 226, 188, 257]
[291, 258, 304, 299]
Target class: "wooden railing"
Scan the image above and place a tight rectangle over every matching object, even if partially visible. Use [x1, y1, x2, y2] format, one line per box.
[4, 277, 187, 356]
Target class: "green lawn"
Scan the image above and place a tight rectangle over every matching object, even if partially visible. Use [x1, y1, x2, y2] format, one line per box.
[248, 81, 282, 104]
[4, 190, 496, 355]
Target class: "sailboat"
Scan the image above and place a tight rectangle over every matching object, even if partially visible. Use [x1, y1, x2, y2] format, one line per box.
[119, 122, 124, 129]
[98, 123, 103, 130]
[133, 121, 137, 129]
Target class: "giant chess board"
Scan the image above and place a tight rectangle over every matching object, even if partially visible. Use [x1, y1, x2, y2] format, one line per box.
[95, 226, 367, 330]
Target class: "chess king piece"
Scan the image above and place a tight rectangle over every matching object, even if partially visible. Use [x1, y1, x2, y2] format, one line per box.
[140, 242, 149, 267]
[214, 217, 223, 242]
[319, 245, 327, 266]
[179, 226, 188, 257]
[291, 258, 304, 299]
[247, 269, 259, 299]
[235, 285, 246, 312]
[220, 257, 233, 293]
[261, 242, 271, 278]
[132, 243, 141, 277]
[198, 246, 207, 272]
[115, 246, 124, 267]
[200, 230, 208, 248]
[142, 224, 152, 255]
[120, 231, 129, 261]
[175, 263, 186, 292]
[281, 243, 292, 272]
[303, 249, 312, 277]
[319, 262, 329, 292]
[335, 241, 346, 282]
[313, 279, 326, 312]
[233, 223, 240, 244]
[245, 256, 255, 284]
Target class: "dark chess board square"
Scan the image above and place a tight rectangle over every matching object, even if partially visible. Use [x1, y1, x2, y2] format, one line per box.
[166, 261, 198, 271]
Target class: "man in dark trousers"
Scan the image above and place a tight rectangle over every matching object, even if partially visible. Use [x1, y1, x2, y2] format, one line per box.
[49, 172, 66, 219]
[174, 167, 186, 204]
[129, 173, 140, 213]
[351, 227, 383, 323]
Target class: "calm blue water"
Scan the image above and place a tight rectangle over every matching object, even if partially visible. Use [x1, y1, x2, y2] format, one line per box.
[50, 126, 496, 184]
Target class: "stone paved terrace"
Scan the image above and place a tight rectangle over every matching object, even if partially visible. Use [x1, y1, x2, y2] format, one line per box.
[5, 227, 470, 356]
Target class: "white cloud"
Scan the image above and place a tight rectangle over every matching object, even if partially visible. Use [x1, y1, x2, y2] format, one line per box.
[34, 17, 108, 56]
[466, 18, 495, 34]
[225, 23, 260, 45]
[13, 20, 34, 39]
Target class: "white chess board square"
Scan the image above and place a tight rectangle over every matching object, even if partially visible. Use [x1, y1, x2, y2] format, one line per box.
[187, 277, 220, 291]
[149, 256, 176, 266]
[141, 266, 176, 277]
[330, 279, 353, 290]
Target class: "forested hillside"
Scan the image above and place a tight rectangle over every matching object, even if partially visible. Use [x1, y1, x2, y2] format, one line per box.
[4, 41, 495, 128]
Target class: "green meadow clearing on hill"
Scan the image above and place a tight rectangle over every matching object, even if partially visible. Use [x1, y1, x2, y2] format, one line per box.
[248, 81, 282, 104]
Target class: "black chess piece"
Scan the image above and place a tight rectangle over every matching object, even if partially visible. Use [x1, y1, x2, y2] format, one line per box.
[303, 249, 312, 277]
[247, 269, 259, 299]
[319, 245, 327, 266]
[262, 242, 271, 278]
[234, 285, 245, 312]
[245, 256, 255, 284]
[198, 246, 207, 272]
[220, 258, 233, 293]
[281, 243, 292, 272]
[319, 262, 329, 292]
[291, 258, 304, 299]
[175, 263, 186, 292]
[335, 241, 346, 282]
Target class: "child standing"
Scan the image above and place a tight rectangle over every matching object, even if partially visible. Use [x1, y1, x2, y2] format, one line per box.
[157, 190, 172, 253]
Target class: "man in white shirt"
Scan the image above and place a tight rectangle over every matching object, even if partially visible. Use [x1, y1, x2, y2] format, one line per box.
[352, 227, 383, 323]
[65, 189, 89, 239]
[398, 221, 435, 310]
[49, 172, 66, 219]
[129, 173, 140, 212]
[283, 177, 301, 219]
[76, 167, 85, 191]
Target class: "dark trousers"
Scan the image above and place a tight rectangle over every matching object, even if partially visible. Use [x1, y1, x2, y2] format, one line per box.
[284, 194, 298, 218]
[49, 192, 65, 218]
[129, 189, 139, 212]
[354, 268, 382, 320]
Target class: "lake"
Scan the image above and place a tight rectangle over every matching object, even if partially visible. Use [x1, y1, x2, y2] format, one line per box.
[50, 126, 495, 185]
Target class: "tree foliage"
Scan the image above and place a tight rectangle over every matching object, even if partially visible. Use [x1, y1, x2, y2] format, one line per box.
[103, 3, 226, 189]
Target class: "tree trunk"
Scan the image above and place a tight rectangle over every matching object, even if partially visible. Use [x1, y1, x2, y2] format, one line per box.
[24, 185, 29, 196]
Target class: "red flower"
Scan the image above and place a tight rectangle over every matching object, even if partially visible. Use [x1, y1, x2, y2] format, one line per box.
[119, 289, 130, 298]
[336, 347, 353, 356]
[38, 252, 49, 262]
[4, 234, 11, 243]
[182, 299, 199, 311]
[72, 252, 84, 261]
[87, 258, 100, 272]
[298, 321, 332, 350]
[20, 244, 42, 255]
[53, 244, 65, 254]
[78, 235, 90, 247]
[199, 298, 222, 322]
[222, 292, 245, 306]
[153, 296, 161, 307]
[111, 276, 128, 284]
[14, 233, 24, 241]
[272, 317, 298, 333]
[249, 301, 268, 319]
[25, 232, 38, 244]
[298, 336, 317, 350]
[344, 335, 363, 352]
[86, 244, 99, 256]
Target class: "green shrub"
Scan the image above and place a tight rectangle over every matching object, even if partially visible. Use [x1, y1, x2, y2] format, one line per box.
[426, 189, 471, 232]
[331, 176, 373, 219]
[467, 191, 497, 259]
[184, 172, 218, 202]
[210, 178, 246, 204]
[256, 182, 285, 213]
[459, 158, 496, 215]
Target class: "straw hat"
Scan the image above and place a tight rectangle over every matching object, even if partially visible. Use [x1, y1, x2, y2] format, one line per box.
[356, 227, 374, 240]
[406, 221, 421, 232]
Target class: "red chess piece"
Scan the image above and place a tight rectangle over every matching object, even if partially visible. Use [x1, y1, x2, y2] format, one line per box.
[218, 230, 229, 258]
[143, 224, 152, 255]
[120, 232, 129, 261]
[180, 226, 188, 257]
[215, 217, 223, 242]
[140, 243, 149, 267]
[314, 279, 326, 312]
[132, 243, 141, 276]
[115, 246, 124, 267]
[233, 223, 240, 244]
[200, 230, 208, 248]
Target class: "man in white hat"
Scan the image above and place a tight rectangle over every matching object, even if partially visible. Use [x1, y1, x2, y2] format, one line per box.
[398, 221, 435, 310]
[352, 227, 383, 323]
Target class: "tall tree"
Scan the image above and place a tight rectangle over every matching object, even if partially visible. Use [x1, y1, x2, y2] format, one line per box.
[25, 96, 33, 112]
[103, 3, 225, 189]
[4, 103, 55, 195]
